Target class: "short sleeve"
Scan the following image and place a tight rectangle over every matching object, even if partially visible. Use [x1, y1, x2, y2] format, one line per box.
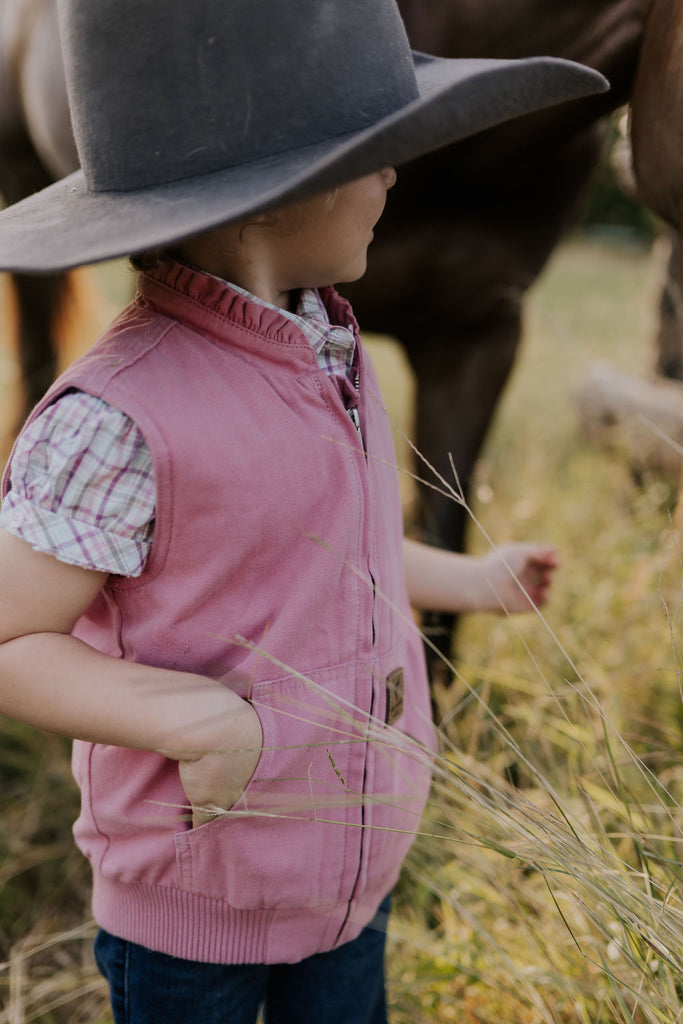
[0, 391, 156, 576]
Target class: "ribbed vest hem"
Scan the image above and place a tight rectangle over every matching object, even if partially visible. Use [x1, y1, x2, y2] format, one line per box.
[91, 875, 359, 965]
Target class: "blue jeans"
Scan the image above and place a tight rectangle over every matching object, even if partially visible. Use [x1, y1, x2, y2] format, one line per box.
[94, 896, 390, 1024]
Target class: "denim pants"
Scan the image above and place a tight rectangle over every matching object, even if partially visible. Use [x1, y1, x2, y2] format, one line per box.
[94, 895, 390, 1024]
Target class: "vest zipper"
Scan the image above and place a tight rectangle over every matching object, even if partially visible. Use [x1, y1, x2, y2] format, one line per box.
[351, 369, 376, 644]
[348, 369, 363, 444]
[333, 674, 377, 947]
[349, 369, 375, 642]
[333, 364, 378, 947]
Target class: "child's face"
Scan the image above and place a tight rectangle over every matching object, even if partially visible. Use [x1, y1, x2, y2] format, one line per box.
[269, 166, 397, 290]
[176, 167, 396, 307]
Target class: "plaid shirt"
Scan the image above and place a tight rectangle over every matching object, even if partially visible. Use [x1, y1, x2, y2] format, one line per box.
[0, 286, 356, 577]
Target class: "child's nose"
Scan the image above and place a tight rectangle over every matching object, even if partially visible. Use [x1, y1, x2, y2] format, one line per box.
[382, 167, 397, 190]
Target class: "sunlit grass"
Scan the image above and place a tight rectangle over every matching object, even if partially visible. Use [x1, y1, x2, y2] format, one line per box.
[384, 234, 683, 1022]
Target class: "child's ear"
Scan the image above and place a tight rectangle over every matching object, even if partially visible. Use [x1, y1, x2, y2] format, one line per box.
[256, 212, 282, 227]
[248, 212, 280, 227]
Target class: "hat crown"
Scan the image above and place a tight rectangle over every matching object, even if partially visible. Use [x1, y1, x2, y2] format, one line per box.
[59, 0, 419, 193]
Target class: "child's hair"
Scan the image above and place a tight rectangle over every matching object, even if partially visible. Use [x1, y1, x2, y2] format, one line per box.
[130, 188, 343, 274]
[129, 250, 168, 272]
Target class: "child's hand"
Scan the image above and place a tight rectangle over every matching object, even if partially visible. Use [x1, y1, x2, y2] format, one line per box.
[174, 700, 263, 828]
[403, 536, 558, 615]
[480, 543, 558, 613]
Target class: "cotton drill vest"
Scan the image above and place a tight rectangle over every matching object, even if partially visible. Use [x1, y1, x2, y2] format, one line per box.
[2, 261, 436, 964]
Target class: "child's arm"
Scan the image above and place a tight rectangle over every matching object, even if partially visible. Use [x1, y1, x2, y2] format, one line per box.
[0, 528, 262, 827]
[403, 537, 558, 614]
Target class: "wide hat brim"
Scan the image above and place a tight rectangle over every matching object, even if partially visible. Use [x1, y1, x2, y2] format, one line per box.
[0, 52, 607, 273]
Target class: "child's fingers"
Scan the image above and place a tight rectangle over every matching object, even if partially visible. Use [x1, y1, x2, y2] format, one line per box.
[526, 547, 559, 571]
[514, 549, 559, 608]
[488, 543, 559, 612]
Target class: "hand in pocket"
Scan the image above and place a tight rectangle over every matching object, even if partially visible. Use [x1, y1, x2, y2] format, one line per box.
[178, 700, 263, 828]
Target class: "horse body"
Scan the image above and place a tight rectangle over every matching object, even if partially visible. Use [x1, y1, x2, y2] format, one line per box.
[399, 0, 648, 66]
[342, 1, 652, 670]
[16, 0, 75, 179]
[0, 0, 74, 181]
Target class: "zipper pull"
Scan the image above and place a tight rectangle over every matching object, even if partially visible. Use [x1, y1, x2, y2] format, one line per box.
[349, 369, 363, 440]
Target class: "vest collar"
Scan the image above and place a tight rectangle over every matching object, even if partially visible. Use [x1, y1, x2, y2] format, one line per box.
[137, 258, 359, 370]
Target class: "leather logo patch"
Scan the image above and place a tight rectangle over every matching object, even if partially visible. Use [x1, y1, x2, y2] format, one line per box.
[385, 668, 404, 726]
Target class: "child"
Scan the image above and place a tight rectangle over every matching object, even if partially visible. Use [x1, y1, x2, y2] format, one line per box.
[0, 2, 602, 1021]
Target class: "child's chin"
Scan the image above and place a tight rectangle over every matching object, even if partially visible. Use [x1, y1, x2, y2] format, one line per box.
[338, 261, 368, 285]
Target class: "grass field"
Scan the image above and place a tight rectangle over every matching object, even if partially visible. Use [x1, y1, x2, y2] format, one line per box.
[1, 235, 682, 1021]
[383, 235, 683, 1023]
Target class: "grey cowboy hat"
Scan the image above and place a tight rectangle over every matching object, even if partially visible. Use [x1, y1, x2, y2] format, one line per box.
[0, 0, 608, 273]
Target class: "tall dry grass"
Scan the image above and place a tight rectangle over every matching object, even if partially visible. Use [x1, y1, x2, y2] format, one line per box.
[1, 236, 681, 1021]
[384, 235, 683, 1022]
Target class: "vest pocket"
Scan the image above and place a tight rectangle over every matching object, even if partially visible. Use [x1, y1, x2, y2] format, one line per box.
[174, 669, 366, 910]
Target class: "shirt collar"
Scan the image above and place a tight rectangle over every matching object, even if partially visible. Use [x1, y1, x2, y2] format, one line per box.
[226, 281, 357, 379]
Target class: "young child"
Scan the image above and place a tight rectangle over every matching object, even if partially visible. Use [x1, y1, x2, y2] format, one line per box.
[0, 2, 603, 1021]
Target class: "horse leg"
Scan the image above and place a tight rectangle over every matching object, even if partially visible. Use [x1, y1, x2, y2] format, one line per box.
[630, 0, 683, 380]
[11, 270, 64, 417]
[651, 230, 683, 381]
[0, 133, 67, 423]
[407, 311, 522, 686]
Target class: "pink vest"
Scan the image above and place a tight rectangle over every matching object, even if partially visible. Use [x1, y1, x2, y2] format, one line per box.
[3, 261, 435, 964]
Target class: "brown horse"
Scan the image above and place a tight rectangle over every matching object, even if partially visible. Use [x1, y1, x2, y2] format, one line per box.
[343, 0, 653, 671]
[0, 0, 679, 677]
